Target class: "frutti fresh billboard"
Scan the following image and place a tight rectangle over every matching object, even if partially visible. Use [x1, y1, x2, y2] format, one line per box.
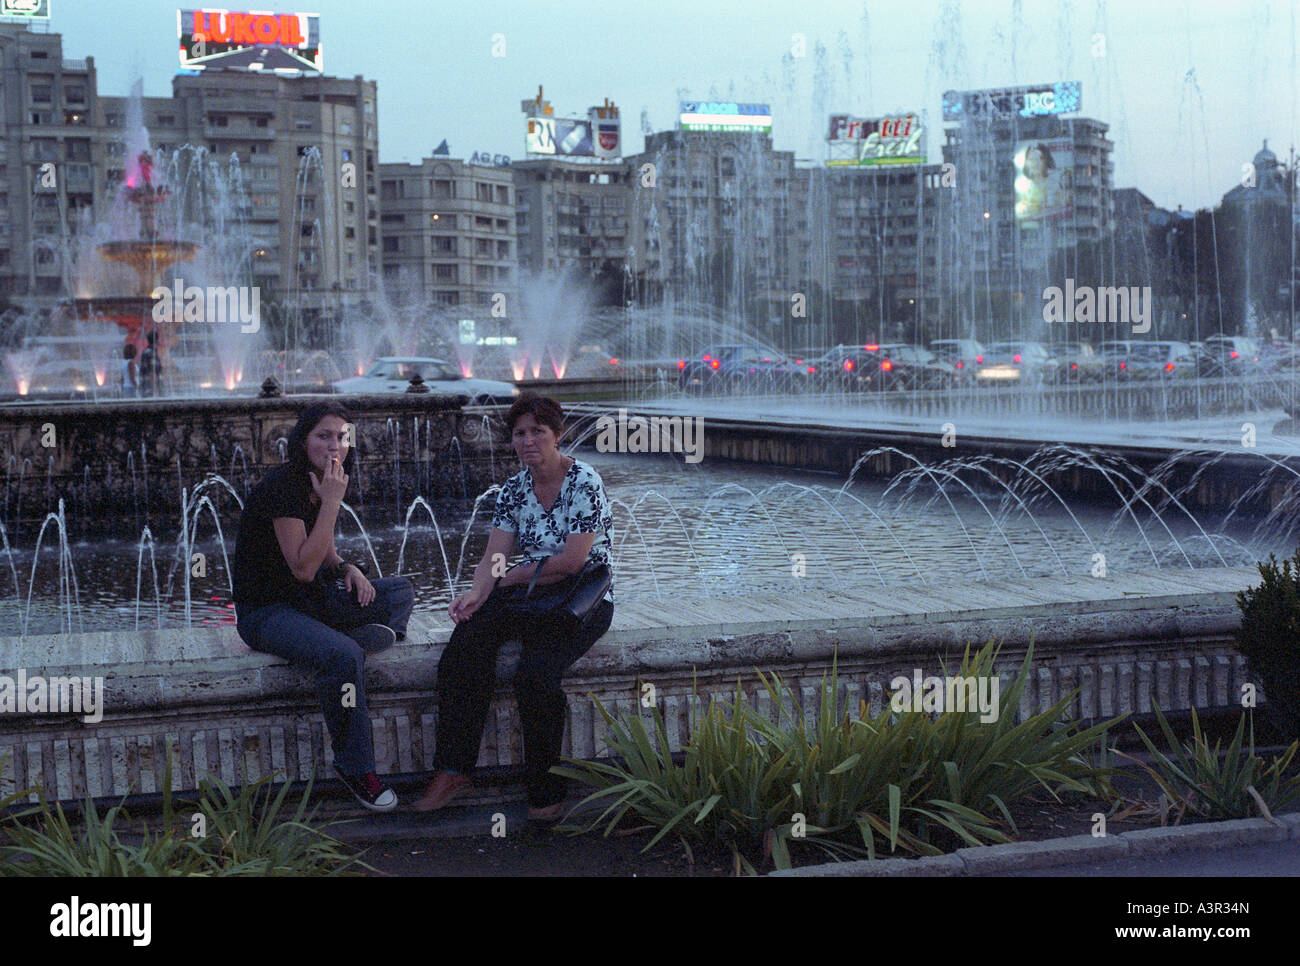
[826, 113, 925, 166]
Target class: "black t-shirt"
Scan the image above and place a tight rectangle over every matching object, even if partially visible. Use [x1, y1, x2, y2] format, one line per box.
[232, 463, 321, 614]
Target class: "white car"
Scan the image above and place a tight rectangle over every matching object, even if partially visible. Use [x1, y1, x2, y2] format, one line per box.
[334, 357, 518, 403]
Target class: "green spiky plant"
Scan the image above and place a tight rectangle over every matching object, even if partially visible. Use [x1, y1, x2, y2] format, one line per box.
[555, 639, 1121, 873]
[1117, 704, 1300, 824]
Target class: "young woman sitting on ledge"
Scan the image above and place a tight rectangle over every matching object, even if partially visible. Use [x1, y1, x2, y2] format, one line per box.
[232, 400, 414, 812]
[416, 392, 615, 823]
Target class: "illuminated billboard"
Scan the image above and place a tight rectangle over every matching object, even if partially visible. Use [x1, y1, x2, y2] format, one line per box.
[942, 82, 1081, 122]
[1014, 139, 1074, 223]
[1, 0, 50, 18]
[178, 9, 323, 72]
[679, 102, 771, 133]
[826, 113, 924, 166]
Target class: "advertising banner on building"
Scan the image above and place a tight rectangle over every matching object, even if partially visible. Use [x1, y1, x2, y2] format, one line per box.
[942, 82, 1081, 122]
[589, 99, 621, 160]
[679, 102, 772, 133]
[525, 116, 595, 157]
[178, 9, 323, 72]
[1, 0, 51, 19]
[826, 113, 924, 166]
[1014, 139, 1074, 223]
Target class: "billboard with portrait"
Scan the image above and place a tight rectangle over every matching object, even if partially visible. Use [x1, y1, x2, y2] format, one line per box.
[1014, 139, 1074, 223]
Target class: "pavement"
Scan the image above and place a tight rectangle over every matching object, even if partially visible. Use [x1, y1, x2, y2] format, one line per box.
[324, 786, 1300, 877]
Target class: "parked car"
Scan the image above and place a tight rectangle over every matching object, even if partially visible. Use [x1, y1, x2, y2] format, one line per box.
[928, 339, 986, 383]
[334, 357, 518, 403]
[677, 344, 812, 394]
[1123, 341, 1197, 379]
[1049, 342, 1105, 382]
[1198, 335, 1262, 377]
[976, 342, 1060, 386]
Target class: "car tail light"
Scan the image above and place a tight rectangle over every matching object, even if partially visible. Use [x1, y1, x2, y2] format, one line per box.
[975, 355, 983, 363]
[807, 365, 817, 374]
[1119, 361, 1126, 370]
[1071, 363, 1079, 371]
[864, 344, 879, 351]
[702, 354, 713, 361]
[1013, 353, 1022, 363]
[609, 358, 619, 366]
[677, 360, 686, 370]
[955, 361, 963, 369]
[1230, 350, 1239, 359]
[710, 359, 720, 370]
[1165, 362, 1175, 372]
[843, 359, 854, 371]
[881, 360, 893, 372]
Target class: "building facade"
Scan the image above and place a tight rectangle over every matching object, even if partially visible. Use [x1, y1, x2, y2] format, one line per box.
[940, 86, 1114, 341]
[624, 128, 802, 337]
[377, 155, 518, 316]
[0, 22, 102, 301]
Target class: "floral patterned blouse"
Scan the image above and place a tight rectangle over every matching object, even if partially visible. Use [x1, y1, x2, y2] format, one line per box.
[491, 458, 614, 600]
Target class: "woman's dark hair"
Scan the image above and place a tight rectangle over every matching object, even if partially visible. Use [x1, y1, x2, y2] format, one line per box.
[286, 401, 356, 484]
[505, 392, 564, 435]
[123, 343, 137, 360]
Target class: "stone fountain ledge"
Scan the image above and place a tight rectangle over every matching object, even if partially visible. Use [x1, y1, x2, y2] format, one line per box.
[0, 566, 1262, 803]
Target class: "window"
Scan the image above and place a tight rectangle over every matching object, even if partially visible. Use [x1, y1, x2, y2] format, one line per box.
[431, 235, 455, 253]
[343, 200, 355, 213]
[295, 118, 314, 130]
[382, 237, 399, 252]
[476, 265, 493, 282]
[496, 240, 509, 258]
[476, 238, 492, 256]
[252, 116, 268, 128]
[495, 218, 509, 230]
[476, 182, 493, 203]
[720, 158, 736, 176]
[434, 291, 458, 306]
[494, 185, 509, 204]
[341, 149, 352, 162]
[434, 264, 456, 281]
[431, 179, 452, 199]
[64, 84, 86, 104]
[475, 215, 492, 229]
[210, 115, 228, 127]
[430, 212, 450, 226]
[344, 227, 355, 239]
[30, 83, 52, 103]
[380, 213, 403, 224]
[380, 180, 403, 201]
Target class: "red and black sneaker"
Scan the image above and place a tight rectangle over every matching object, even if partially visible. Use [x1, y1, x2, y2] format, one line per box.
[334, 765, 398, 812]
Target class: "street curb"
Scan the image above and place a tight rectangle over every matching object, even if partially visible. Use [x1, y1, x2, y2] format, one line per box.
[768, 812, 1300, 877]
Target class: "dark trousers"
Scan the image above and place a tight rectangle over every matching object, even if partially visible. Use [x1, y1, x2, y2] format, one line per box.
[434, 591, 614, 807]
[237, 576, 415, 775]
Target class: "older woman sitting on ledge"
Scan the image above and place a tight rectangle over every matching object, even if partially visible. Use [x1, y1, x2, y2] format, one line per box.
[416, 392, 614, 823]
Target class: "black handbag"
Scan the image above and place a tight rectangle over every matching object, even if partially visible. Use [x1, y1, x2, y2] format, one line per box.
[498, 554, 611, 636]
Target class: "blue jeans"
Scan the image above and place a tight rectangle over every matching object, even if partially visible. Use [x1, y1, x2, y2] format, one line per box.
[237, 576, 414, 776]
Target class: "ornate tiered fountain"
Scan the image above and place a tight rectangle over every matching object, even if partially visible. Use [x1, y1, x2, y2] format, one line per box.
[73, 150, 198, 359]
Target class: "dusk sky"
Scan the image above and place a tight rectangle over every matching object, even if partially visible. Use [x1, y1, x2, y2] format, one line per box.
[44, 0, 1300, 211]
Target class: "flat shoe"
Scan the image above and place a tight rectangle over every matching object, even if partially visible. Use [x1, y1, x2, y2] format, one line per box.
[527, 801, 566, 823]
[414, 771, 470, 812]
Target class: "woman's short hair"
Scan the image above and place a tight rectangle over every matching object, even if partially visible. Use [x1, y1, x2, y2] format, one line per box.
[505, 392, 564, 436]
[123, 343, 137, 360]
[286, 400, 356, 477]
